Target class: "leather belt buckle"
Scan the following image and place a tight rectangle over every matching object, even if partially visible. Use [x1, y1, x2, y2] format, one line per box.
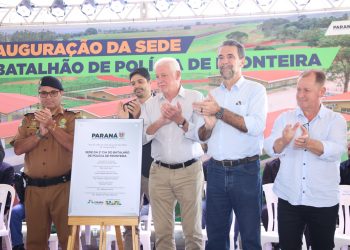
[155, 159, 197, 169]
[25, 171, 71, 187]
[222, 160, 234, 167]
[214, 155, 259, 168]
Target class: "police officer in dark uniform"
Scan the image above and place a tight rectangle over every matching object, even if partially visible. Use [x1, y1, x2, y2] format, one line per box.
[11, 76, 79, 250]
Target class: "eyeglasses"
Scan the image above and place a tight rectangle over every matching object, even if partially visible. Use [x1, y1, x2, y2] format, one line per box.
[38, 90, 60, 98]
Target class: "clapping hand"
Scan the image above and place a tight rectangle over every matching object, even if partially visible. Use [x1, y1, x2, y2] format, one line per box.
[116, 102, 129, 119]
[125, 100, 141, 118]
[161, 102, 183, 125]
[294, 125, 309, 149]
[193, 94, 219, 129]
[281, 123, 300, 146]
[34, 108, 52, 135]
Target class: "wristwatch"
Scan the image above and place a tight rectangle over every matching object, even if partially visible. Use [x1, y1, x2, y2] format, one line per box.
[215, 107, 225, 119]
[35, 130, 45, 140]
[178, 119, 186, 128]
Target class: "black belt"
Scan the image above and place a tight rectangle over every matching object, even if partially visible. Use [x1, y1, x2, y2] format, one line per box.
[155, 159, 197, 169]
[213, 155, 259, 167]
[24, 171, 71, 187]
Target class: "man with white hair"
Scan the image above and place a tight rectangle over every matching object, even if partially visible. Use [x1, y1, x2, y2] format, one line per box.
[142, 57, 204, 250]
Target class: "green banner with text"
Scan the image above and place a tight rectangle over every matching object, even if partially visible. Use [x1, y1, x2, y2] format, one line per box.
[0, 47, 339, 77]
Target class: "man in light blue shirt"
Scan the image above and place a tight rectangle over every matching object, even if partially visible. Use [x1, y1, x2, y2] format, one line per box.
[193, 40, 267, 250]
[264, 70, 347, 250]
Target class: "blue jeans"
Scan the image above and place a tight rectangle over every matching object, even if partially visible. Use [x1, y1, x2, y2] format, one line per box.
[205, 158, 262, 250]
[10, 203, 25, 247]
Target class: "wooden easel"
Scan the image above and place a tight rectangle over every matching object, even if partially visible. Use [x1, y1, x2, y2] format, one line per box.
[67, 216, 139, 250]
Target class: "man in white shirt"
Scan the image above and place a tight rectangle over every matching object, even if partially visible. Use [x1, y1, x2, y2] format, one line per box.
[193, 40, 267, 250]
[142, 57, 204, 250]
[264, 70, 347, 250]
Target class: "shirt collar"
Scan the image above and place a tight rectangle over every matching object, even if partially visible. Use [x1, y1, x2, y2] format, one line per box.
[296, 104, 326, 120]
[219, 76, 245, 91]
[52, 106, 64, 117]
[159, 86, 185, 100]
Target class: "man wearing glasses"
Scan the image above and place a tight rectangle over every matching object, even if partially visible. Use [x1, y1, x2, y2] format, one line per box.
[11, 76, 79, 250]
[264, 70, 347, 250]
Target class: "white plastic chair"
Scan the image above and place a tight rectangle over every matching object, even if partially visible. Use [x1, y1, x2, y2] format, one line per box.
[261, 184, 307, 250]
[202, 221, 207, 248]
[106, 205, 152, 250]
[334, 185, 350, 250]
[106, 225, 117, 250]
[140, 205, 152, 250]
[229, 214, 239, 250]
[261, 183, 279, 250]
[79, 225, 91, 250]
[48, 233, 58, 250]
[0, 184, 15, 250]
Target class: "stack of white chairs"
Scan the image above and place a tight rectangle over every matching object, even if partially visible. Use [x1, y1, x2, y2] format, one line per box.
[0, 184, 15, 250]
[334, 185, 350, 250]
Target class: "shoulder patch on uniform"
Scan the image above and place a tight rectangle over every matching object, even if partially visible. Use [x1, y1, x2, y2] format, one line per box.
[58, 118, 67, 129]
[66, 110, 82, 118]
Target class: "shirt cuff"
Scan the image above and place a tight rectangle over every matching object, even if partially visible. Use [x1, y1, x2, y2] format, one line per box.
[244, 116, 261, 136]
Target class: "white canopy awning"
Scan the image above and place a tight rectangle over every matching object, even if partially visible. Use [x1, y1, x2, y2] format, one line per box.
[0, 0, 349, 27]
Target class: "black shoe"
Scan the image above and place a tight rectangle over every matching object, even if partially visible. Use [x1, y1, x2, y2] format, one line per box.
[12, 244, 25, 250]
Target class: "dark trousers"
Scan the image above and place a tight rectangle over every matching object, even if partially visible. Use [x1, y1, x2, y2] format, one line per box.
[278, 198, 338, 250]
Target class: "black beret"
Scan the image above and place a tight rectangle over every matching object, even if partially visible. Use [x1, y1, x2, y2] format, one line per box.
[129, 67, 150, 81]
[39, 76, 64, 91]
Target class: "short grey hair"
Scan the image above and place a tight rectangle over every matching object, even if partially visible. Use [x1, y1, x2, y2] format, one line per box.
[154, 57, 181, 72]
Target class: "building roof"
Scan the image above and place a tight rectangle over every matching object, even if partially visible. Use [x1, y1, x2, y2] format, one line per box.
[0, 120, 21, 139]
[182, 79, 210, 84]
[104, 86, 133, 96]
[322, 92, 350, 102]
[243, 70, 301, 83]
[97, 75, 129, 83]
[72, 97, 134, 118]
[341, 113, 350, 122]
[98, 81, 158, 96]
[0, 93, 39, 114]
